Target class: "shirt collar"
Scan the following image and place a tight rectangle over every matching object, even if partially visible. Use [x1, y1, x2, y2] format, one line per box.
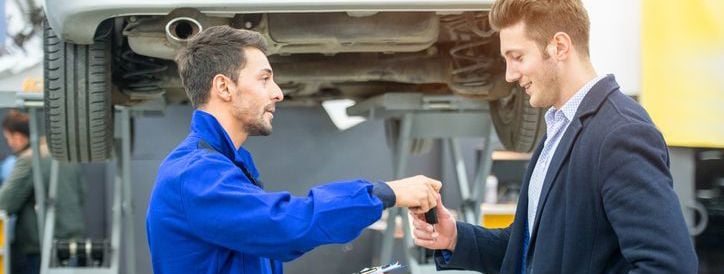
[14, 143, 31, 156]
[189, 110, 259, 178]
[545, 74, 607, 125]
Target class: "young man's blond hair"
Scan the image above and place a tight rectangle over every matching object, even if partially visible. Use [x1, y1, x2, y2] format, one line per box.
[489, 0, 591, 58]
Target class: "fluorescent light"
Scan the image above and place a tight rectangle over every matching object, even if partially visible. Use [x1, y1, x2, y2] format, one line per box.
[321, 99, 366, 131]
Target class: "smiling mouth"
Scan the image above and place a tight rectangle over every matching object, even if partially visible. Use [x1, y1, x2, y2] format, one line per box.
[265, 108, 275, 119]
[520, 82, 532, 92]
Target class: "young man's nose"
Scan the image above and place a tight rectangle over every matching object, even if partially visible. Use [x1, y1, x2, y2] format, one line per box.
[505, 65, 521, 83]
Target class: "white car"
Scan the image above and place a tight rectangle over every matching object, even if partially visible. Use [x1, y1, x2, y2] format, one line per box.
[44, 0, 544, 162]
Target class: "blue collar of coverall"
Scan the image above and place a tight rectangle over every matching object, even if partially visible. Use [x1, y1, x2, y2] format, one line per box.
[189, 109, 260, 179]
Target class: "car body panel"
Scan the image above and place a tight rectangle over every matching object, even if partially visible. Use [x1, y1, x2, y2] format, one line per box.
[45, 0, 493, 44]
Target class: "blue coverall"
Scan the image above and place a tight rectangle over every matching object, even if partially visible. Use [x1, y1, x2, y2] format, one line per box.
[146, 110, 394, 274]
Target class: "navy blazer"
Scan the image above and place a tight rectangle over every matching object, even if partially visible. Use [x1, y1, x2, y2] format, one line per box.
[436, 75, 697, 274]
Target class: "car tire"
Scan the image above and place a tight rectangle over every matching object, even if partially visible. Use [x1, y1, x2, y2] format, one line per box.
[44, 19, 114, 162]
[490, 85, 546, 153]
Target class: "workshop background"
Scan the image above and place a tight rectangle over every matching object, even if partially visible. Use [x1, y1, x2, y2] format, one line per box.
[0, 0, 722, 273]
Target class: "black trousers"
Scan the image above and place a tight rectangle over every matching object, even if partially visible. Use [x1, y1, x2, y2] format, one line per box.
[11, 245, 40, 274]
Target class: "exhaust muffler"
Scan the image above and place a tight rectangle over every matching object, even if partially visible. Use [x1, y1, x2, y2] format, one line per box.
[165, 17, 203, 47]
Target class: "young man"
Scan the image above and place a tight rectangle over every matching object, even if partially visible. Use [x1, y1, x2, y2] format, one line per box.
[0, 110, 86, 274]
[145, 26, 443, 274]
[411, 0, 698, 273]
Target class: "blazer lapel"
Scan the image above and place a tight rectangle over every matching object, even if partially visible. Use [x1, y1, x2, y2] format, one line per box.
[526, 119, 583, 255]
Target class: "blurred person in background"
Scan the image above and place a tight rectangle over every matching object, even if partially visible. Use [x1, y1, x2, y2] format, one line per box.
[0, 109, 86, 274]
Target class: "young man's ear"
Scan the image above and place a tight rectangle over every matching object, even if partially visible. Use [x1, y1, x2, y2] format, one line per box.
[212, 74, 232, 102]
[550, 32, 572, 60]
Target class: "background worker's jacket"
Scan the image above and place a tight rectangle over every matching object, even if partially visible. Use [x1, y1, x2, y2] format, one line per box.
[0, 144, 86, 256]
[146, 110, 389, 274]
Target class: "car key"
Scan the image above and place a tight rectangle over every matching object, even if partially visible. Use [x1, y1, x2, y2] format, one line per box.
[425, 207, 438, 227]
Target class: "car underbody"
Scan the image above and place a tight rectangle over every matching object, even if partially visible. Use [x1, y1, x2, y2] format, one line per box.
[117, 11, 510, 106]
[43, 4, 545, 162]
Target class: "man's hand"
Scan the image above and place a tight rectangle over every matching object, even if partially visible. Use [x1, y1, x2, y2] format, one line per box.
[411, 195, 458, 251]
[385, 175, 441, 214]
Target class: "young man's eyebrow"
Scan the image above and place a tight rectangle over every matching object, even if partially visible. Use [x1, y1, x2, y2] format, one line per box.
[502, 49, 521, 58]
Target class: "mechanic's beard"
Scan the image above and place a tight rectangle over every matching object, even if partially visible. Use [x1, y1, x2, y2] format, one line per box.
[231, 102, 273, 136]
[244, 116, 272, 136]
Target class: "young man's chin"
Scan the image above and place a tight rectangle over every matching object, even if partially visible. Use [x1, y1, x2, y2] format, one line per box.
[528, 98, 542, 108]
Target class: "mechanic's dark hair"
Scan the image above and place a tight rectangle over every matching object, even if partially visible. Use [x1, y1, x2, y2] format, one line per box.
[2, 109, 30, 137]
[176, 25, 268, 108]
[489, 0, 590, 58]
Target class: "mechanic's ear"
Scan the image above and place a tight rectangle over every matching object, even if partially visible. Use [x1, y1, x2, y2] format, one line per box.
[212, 74, 233, 102]
[220, 89, 231, 101]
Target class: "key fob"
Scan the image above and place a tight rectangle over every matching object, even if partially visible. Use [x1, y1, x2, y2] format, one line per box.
[425, 207, 438, 224]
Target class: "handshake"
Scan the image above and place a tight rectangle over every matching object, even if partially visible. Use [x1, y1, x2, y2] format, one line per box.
[384, 175, 442, 214]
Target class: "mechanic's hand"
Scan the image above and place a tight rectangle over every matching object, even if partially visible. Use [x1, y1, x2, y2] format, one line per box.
[411, 195, 458, 251]
[385, 175, 441, 213]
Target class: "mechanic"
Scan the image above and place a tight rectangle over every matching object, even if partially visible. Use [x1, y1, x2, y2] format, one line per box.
[0, 110, 86, 274]
[146, 26, 443, 274]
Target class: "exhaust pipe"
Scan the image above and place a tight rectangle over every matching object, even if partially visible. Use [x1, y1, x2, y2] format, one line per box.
[165, 17, 203, 47]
